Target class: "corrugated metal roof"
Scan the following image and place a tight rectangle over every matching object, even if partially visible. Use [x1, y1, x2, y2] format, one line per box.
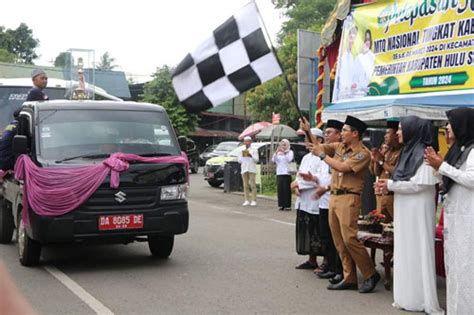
[0, 62, 130, 99]
[190, 127, 240, 138]
[0, 62, 65, 79]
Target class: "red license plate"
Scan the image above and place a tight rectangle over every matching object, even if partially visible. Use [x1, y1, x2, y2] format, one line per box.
[207, 172, 214, 178]
[99, 214, 144, 231]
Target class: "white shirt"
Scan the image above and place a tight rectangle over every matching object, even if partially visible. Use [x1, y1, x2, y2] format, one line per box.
[352, 50, 375, 96]
[334, 49, 355, 101]
[272, 150, 294, 175]
[295, 153, 322, 214]
[238, 145, 259, 174]
[316, 160, 332, 209]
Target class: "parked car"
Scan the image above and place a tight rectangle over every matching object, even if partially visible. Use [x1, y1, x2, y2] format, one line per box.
[199, 144, 217, 166]
[200, 141, 240, 166]
[0, 101, 189, 266]
[184, 138, 200, 174]
[203, 142, 308, 188]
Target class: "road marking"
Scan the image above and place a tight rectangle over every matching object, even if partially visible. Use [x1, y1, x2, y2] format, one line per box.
[44, 265, 114, 315]
[195, 200, 296, 227]
[266, 218, 295, 226]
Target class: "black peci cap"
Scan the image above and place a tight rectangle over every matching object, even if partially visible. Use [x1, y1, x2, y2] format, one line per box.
[345, 115, 367, 134]
[387, 120, 399, 130]
[326, 119, 344, 131]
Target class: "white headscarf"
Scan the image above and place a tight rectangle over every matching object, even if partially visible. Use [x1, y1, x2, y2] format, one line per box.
[279, 139, 290, 152]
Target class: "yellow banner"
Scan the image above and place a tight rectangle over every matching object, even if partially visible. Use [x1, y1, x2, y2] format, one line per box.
[333, 0, 474, 102]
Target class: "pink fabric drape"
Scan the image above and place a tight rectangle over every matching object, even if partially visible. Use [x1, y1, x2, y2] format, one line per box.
[14, 152, 188, 222]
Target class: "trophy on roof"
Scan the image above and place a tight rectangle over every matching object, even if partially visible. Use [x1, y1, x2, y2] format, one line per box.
[72, 57, 88, 100]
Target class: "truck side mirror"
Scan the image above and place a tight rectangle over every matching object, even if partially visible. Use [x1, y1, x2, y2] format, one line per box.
[12, 135, 29, 154]
[177, 136, 187, 152]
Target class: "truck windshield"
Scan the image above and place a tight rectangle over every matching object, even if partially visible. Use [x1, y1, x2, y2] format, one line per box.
[38, 109, 181, 161]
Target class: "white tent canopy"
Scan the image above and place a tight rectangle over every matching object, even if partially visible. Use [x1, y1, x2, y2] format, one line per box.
[322, 89, 474, 123]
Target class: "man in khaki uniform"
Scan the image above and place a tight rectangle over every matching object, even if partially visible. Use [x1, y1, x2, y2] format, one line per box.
[369, 120, 402, 222]
[307, 115, 380, 293]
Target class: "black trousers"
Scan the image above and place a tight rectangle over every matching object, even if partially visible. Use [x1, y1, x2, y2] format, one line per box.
[277, 175, 292, 208]
[319, 208, 343, 274]
[296, 210, 322, 255]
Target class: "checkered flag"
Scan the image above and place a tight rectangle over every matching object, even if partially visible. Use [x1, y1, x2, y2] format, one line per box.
[172, 1, 282, 113]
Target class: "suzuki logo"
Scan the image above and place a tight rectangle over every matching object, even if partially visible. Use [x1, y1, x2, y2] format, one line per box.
[114, 191, 127, 203]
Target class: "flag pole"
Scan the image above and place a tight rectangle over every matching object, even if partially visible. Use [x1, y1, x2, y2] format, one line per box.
[253, 1, 314, 141]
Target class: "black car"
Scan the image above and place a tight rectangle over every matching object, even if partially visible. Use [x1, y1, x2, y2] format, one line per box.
[200, 141, 240, 166]
[199, 144, 217, 166]
[0, 100, 189, 266]
[203, 142, 308, 188]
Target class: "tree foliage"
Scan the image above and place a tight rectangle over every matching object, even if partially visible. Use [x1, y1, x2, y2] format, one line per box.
[0, 23, 39, 64]
[96, 51, 117, 71]
[0, 48, 16, 63]
[54, 51, 74, 68]
[245, 0, 336, 128]
[275, 0, 336, 38]
[141, 66, 199, 136]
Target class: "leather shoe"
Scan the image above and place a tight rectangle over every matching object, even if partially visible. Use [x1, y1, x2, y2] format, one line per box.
[328, 274, 343, 285]
[358, 272, 381, 293]
[327, 280, 358, 290]
[316, 271, 337, 279]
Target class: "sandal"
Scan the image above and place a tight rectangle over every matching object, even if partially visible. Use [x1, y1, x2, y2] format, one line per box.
[313, 263, 328, 274]
[295, 261, 318, 270]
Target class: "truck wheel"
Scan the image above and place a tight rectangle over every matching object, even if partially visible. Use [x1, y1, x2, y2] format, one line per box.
[17, 212, 41, 266]
[148, 235, 174, 258]
[0, 200, 15, 244]
[208, 180, 222, 188]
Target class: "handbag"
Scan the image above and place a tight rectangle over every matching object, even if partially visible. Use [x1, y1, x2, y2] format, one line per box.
[288, 162, 297, 175]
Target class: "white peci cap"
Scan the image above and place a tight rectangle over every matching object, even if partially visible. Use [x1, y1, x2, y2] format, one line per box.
[31, 68, 46, 79]
[311, 128, 324, 138]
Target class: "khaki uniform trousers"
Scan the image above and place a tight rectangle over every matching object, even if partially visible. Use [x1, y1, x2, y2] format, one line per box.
[241, 172, 257, 202]
[329, 194, 376, 283]
[376, 194, 394, 222]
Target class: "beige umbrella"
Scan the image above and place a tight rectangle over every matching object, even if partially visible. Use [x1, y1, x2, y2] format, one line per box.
[255, 124, 299, 140]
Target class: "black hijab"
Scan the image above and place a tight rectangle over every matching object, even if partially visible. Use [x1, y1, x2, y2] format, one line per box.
[442, 108, 474, 193]
[392, 116, 433, 181]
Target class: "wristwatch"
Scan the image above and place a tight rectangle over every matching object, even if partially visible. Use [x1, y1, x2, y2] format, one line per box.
[319, 152, 327, 160]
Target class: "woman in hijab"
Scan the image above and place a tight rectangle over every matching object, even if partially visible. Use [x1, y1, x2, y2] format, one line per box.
[425, 108, 474, 314]
[376, 116, 443, 314]
[272, 139, 294, 210]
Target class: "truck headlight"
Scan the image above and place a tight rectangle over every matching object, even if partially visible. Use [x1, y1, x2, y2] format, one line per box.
[161, 184, 188, 201]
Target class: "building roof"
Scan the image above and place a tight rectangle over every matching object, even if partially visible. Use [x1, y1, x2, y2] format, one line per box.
[82, 69, 131, 99]
[200, 111, 247, 120]
[190, 127, 240, 138]
[0, 62, 131, 99]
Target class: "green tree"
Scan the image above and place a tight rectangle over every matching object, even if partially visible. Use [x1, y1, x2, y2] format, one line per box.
[0, 23, 39, 64]
[54, 51, 74, 68]
[0, 48, 16, 63]
[96, 51, 117, 71]
[245, 0, 336, 127]
[141, 65, 199, 136]
[274, 0, 336, 37]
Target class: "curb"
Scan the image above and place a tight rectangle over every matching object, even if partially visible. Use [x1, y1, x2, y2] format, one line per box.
[227, 190, 278, 202]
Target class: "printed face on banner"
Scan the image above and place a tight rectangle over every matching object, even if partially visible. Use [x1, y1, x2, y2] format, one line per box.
[332, 0, 474, 103]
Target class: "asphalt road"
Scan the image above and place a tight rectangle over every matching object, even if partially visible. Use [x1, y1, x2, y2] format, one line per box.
[1, 170, 446, 314]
